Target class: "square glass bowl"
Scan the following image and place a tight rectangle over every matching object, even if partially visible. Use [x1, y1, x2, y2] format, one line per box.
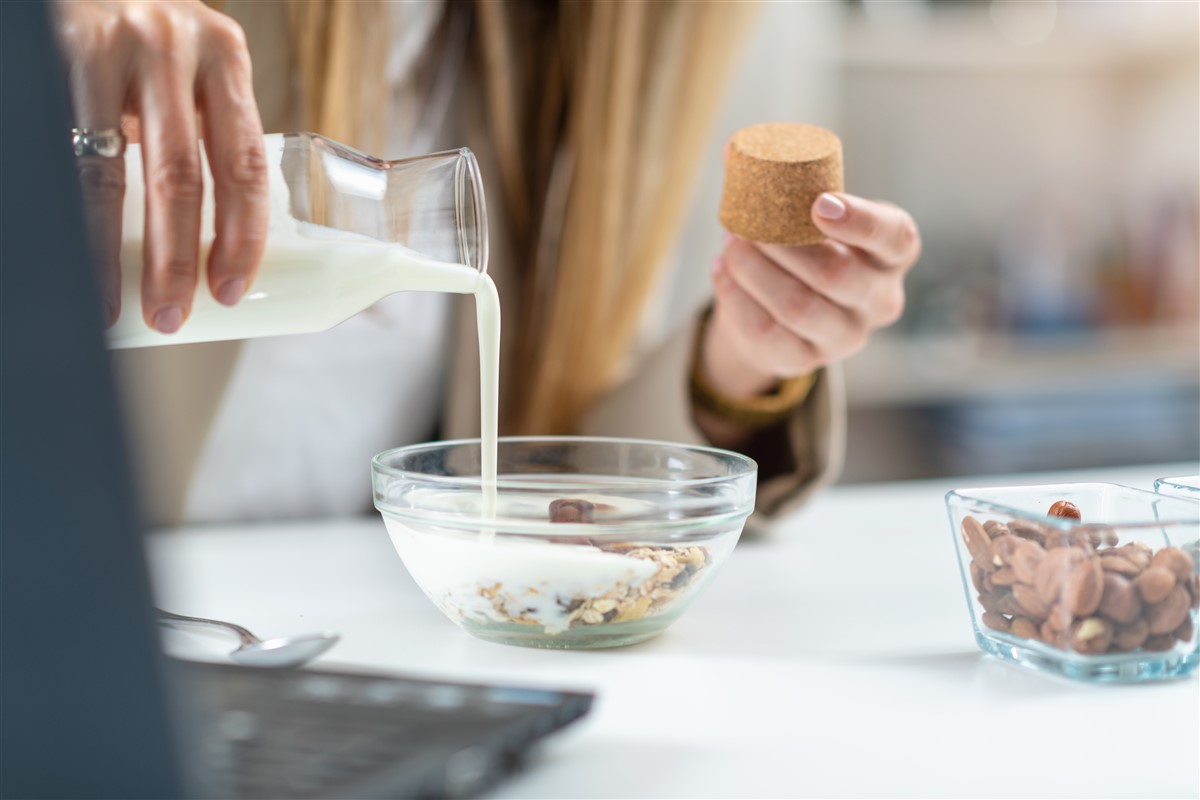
[372, 437, 757, 649]
[946, 483, 1199, 682]
[1155, 475, 1200, 500]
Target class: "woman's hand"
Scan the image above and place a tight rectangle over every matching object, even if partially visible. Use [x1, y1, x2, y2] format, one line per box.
[700, 192, 920, 435]
[54, 0, 268, 331]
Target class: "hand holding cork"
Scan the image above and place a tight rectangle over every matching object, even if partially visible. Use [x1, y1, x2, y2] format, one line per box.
[695, 122, 922, 445]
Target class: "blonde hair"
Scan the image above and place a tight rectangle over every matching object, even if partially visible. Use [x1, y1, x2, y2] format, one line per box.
[286, 0, 757, 434]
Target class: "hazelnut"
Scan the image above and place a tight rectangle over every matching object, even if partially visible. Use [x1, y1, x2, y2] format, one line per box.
[549, 498, 595, 524]
[1047, 500, 1082, 521]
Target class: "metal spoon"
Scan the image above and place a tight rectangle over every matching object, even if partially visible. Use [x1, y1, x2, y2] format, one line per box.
[157, 609, 339, 668]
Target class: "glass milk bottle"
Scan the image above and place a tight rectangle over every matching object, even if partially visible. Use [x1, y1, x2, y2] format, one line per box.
[109, 133, 488, 348]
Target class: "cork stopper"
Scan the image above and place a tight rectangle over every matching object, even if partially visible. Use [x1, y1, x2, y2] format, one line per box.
[719, 123, 844, 245]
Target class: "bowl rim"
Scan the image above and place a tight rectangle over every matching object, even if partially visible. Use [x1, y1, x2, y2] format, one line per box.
[946, 481, 1200, 529]
[371, 435, 759, 491]
[1155, 475, 1200, 493]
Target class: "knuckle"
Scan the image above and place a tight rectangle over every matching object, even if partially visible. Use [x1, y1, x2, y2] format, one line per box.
[224, 139, 269, 188]
[895, 215, 921, 260]
[131, 4, 174, 41]
[155, 256, 199, 283]
[853, 208, 880, 241]
[207, 14, 249, 53]
[748, 310, 778, 342]
[150, 154, 203, 202]
[782, 286, 816, 320]
[77, 163, 126, 199]
[814, 247, 853, 291]
[110, 13, 141, 50]
[877, 287, 906, 326]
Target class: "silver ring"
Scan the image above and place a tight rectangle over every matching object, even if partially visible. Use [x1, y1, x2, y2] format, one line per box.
[72, 127, 127, 158]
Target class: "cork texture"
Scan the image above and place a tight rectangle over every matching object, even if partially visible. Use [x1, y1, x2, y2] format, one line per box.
[719, 123, 844, 245]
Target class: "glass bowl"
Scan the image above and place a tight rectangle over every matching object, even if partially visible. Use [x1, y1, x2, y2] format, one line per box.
[372, 437, 757, 649]
[1155, 475, 1200, 500]
[946, 483, 1199, 682]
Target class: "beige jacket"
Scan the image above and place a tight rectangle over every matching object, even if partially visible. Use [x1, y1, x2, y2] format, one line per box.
[113, 2, 844, 528]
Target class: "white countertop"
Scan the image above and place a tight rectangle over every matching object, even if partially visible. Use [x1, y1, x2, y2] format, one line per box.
[147, 463, 1199, 799]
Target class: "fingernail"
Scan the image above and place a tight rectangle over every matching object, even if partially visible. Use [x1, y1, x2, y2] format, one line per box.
[712, 257, 723, 275]
[723, 232, 733, 245]
[216, 277, 247, 306]
[815, 193, 846, 220]
[152, 305, 184, 334]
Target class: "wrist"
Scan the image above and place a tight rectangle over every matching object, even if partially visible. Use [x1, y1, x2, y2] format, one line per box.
[689, 307, 819, 446]
[700, 307, 779, 399]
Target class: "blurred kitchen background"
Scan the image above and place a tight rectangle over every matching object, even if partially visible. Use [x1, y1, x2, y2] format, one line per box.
[663, 0, 1199, 483]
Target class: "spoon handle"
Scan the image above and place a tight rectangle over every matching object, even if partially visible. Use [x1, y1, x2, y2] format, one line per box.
[156, 608, 262, 646]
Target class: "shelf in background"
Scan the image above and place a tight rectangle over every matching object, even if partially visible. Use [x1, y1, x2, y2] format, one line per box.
[834, 3, 1197, 73]
[844, 324, 1199, 409]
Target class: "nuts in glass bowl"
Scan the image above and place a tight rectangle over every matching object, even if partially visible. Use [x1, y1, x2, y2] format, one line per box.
[965, 512, 1196, 655]
[947, 483, 1199, 682]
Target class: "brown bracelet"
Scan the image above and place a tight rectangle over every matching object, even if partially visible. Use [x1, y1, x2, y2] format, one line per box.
[688, 306, 818, 429]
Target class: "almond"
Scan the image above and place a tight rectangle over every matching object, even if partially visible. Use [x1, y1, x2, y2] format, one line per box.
[1112, 618, 1149, 652]
[1145, 585, 1190, 634]
[1134, 567, 1176, 604]
[1061, 557, 1104, 617]
[1097, 572, 1141, 624]
[1149, 546, 1194, 583]
[961, 516, 993, 568]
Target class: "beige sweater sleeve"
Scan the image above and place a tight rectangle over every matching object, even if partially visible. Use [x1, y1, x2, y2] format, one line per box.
[579, 312, 846, 524]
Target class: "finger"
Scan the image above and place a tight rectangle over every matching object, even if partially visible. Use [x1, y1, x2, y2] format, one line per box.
[197, 14, 268, 306]
[810, 193, 921, 269]
[723, 238, 865, 359]
[754, 240, 907, 326]
[76, 158, 127, 327]
[755, 240, 874, 313]
[712, 259, 822, 377]
[137, 59, 204, 333]
[65, 41, 130, 326]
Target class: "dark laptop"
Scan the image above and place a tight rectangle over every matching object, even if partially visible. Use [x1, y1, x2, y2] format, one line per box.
[0, 4, 590, 798]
